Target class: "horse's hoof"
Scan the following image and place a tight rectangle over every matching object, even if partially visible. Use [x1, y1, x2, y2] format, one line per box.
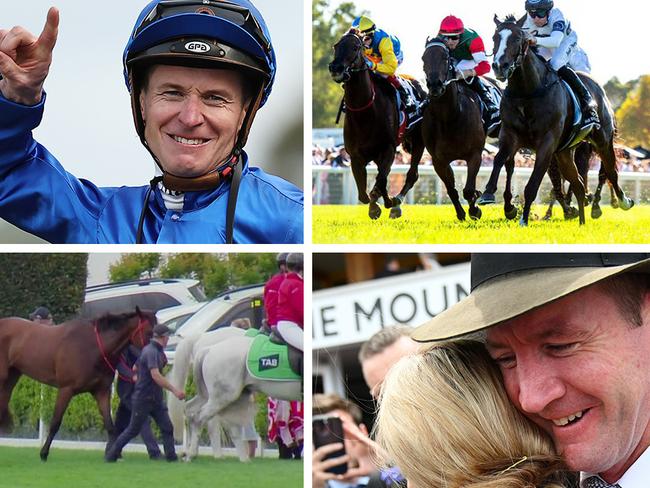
[456, 211, 466, 221]
[477, 193, 496, 205]
[591, 205, 603, 219]
[620, 197, 635, 211]
[519, 217, 528, 227]
[359, 194, 370, 204]
[564, 207, 579, 220]
[505, 207, 518, 220]
[369, 202, 382, 220]
[469, 207, 482, 220]
[610, 198, 619, 209]
[389, 207, 402, 219]
[40, 452, 48, 462]
[542, 213, 552, 221]
[391, 196, 402, 207]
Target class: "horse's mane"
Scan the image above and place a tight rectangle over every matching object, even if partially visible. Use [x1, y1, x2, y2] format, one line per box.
[94, 310, 149, 331]
[504, 13, 518, 23]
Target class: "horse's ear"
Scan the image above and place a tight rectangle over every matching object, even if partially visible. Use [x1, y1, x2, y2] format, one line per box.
[425, 35, 431, 46]
[494, 14, 502, 26]
[516, 14, 527, 27]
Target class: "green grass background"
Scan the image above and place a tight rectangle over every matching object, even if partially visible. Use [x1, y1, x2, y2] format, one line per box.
[0, 447, 303, 488]
[312, 204, 650, 244]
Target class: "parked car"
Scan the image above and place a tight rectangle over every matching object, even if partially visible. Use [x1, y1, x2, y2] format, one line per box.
[82, 278, 206, 318]
[165, 284, 265, 362]
[156, 302, 206, 333]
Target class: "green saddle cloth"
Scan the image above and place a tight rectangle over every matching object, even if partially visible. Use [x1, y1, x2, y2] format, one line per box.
[246, 334, 301, 381]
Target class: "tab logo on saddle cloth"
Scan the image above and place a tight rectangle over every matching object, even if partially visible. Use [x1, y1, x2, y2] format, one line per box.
[259, 354, 280, 370]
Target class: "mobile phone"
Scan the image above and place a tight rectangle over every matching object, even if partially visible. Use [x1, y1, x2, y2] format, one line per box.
[313, 414, 348, 475]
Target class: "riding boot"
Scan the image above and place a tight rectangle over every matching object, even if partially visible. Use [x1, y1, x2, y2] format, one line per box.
[388, 75, 416, 114]
[470, 77, 500, 134]
[557, 65, 600, 133]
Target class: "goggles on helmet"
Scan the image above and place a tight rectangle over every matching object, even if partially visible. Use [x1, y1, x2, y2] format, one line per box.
[135, 0, 272, 53]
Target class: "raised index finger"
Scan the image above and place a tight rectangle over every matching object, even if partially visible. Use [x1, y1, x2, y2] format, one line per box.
[37, 7, 59, 51]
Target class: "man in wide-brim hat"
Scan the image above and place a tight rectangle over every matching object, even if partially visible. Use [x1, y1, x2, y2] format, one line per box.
[412, 253, 650, 487]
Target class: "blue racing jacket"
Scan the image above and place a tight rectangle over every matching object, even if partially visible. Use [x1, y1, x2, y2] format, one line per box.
[0, 93, 303, 244]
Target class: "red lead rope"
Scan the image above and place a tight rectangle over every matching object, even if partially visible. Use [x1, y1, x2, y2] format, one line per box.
[346, 82, 376, 112]
[94, 318, 149, 382]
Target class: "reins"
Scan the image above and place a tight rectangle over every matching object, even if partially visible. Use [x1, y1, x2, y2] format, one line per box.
[94, 317, 149, 381]
[338, 33, 376, 112]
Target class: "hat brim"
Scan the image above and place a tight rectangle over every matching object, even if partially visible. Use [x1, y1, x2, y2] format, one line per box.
[411, 258, 650, 342]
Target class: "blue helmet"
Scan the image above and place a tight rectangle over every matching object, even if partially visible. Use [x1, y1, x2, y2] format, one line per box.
[123, 0, 276, 153]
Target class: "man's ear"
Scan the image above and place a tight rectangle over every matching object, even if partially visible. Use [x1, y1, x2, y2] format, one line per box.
[139, 90, 147, 122]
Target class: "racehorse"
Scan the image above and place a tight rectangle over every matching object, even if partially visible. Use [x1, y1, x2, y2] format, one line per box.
[0, 308, 155, 460]
[329, 30, 426, 220]
[167, 326, 252, 459]
[184, 334, 301, 462]
[490, 15, 633, 226]
[421, 37, 501, 221]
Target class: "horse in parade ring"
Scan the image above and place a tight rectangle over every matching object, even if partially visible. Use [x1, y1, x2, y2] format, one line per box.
[168, 326, 258, 461]
[328, 30, 426, 220]
[488, 14, 634, 226]
[421, 37, 503, 221]
[170, 329, 301, 462]
[0, 308, 155, 460]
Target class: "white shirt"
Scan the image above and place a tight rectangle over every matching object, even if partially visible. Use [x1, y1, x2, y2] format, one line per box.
[523, 8, 571, 58]
[580, 446, 650, 487]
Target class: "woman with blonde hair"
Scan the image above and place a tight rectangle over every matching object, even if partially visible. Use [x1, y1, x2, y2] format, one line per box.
[374, 340, 577, 488]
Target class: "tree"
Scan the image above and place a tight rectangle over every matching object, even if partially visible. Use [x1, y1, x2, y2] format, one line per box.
[604, 76, 639, 112]
[312, 0, 367, 128]
[108, 254, 161, 282]
[617, 75, 650, 148]
[0, 254, 87, 321]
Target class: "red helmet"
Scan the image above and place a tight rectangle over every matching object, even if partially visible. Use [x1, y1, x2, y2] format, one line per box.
[439, 15, 464, 36]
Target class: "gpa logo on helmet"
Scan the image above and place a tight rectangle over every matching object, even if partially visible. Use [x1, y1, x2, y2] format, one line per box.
[185, 41, 211, 54]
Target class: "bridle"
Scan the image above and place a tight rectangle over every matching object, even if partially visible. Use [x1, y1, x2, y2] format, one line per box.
[333, 33, 376, 112]
[496, 25, 530, 80]
[423, 38, 469, 95]
[94, 316, 152, 381]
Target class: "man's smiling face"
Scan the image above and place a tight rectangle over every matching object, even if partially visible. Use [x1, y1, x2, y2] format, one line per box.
[140, 64, 248, 178]
[485, 284, 650, 482]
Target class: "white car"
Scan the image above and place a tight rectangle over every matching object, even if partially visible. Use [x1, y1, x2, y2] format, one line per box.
[165, 284, 265, 362]
[82, 278, 206, 318]
[156, 302, 206, 333]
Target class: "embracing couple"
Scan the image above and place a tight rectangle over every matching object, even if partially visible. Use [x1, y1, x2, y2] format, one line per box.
[374, 253, 650, 488]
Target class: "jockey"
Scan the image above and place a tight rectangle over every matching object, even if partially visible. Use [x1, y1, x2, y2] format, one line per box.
[351, 16, 416, 113]
[438, 15, 500, 133]
[523, 0, 600, 133]
[263, 253, 288, 329]
[276, 253, 303, 352]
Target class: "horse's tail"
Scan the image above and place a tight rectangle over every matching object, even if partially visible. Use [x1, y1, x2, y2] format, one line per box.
[193, 346, 211, 401]
[167, 334, 200, 441]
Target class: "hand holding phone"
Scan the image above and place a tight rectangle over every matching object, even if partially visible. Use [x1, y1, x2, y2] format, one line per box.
[313, 414, 348, 475]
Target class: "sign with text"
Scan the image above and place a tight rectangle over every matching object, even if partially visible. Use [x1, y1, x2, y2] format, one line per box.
[313, 263, 470, 349]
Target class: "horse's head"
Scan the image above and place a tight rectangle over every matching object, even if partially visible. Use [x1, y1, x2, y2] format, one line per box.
[328, 30, 366, 84]
[422, 37, 455, 98]
[131, 306, 156, 349]
[492, 14, 529, 82]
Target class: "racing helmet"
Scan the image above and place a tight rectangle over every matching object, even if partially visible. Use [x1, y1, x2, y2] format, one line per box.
[276, 253, 289, 265]
[352, 16, 376, 34]
[123, 0, 276, 190]
[525, 0, 554, 13]
[439, 15, 464, 36]
[286, 253, 303, 272]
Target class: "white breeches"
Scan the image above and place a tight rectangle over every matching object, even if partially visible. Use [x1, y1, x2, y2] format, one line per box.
[277, 321, 303, 351]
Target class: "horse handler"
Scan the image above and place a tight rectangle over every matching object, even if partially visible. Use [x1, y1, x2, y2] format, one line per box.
[105, 324, 185, 462]
[412, 253, 650, 486]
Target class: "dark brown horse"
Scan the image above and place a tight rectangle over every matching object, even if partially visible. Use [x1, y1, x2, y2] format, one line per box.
[329, 30, 425, 219]
[421, 37, 498, 220]
[0, 308, 155, 460]
[490, 15, 633, 226]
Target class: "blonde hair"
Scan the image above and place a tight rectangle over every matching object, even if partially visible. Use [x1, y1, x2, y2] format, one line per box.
[374, 340, 573, 488]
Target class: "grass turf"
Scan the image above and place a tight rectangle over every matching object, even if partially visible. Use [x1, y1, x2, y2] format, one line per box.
[0, 447, 303, 488]
[312, 204, 650, 244]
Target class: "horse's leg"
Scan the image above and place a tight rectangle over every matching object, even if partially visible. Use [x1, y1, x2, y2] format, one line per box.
[433, 161, 465, 221]
[350, 159, 370, 204]
[593, 141, 634, 210]
[207, 417, 223, 459]
[40, 387, 74, 461]
[556, 149, 587, 225]
[591, 165, 606, 219]
[477, 150, 504, 205]
[548, 155, 578, 220]
[492, 135, 519, 220]
[92, 387, 116, 455]
[464, 151, 483, 220]
[521, 140, 556, 227]
[369, 149, 395, 219]
[391, 132, 425, 219]
[0, 369, 21, 433]
[183, 395, 204, 461]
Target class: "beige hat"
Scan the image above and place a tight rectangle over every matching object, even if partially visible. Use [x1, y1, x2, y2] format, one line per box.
[412, 253, 650, 342]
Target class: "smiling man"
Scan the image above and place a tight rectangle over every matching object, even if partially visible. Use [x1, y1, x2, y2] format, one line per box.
[412, 253, 650, 487]
[0, 0, 303, 243]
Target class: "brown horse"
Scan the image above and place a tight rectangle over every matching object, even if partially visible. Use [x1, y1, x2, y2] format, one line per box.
[421, 37, 499, 221]
[329, 30, 425, 219]
[0, 308, 155, 460]
[490, 15, 633, 226]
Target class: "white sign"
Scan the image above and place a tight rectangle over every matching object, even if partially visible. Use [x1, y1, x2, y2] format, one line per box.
[312, 263, 471, 349]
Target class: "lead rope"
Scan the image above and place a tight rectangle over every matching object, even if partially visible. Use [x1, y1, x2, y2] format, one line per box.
[94, 322, 133, 382]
